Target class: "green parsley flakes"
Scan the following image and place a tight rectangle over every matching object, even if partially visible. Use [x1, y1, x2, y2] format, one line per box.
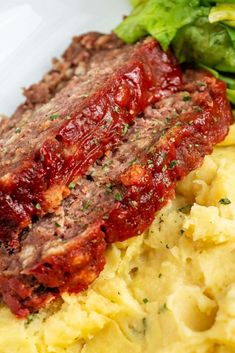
[158, 302, 168, 314]
[166, 117, 171, 124]
[142, 318, 147, 335]
[219, 198, 231, 205]
[24, 313, 37, 327]
[175, 121, 182, 127]
[105, 117, 111, 125]
[182, 94, 191, 102]
[143, 298, 149, 304]
[169, 160, 178, 169]
[105, 183, 113, 194]
[102, 161, 112, 173]
[161, 152, 167, 161]
[35, 203, 41, 210]
[130, 200, 138, 209]
[50, 114, 59, 121]
[122, 123, 129, 136]
[114, 105, 120, 113]
[102, 214, 109, 220]
[114, 192, 123, 201]
[93, 138, 99, 145]
[129, 157, 140, 166]
[194, 106, 203, 113]
[15, 127, 21, 133]
[197, 81, 206, 87]
[82, 200, 92, 211]
[68, 182, 76, 190]
[147, 160, 154, 169]
[178, 204, 192, 214]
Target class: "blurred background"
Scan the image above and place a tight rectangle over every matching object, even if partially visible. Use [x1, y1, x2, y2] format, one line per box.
[0, 0, 130, 115]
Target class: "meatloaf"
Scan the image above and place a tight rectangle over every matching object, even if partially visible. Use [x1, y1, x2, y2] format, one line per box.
[0, 115, 9, 136]
[0, 70, 232, 318]
[0, 36, 182, 248]
[0, 33, 123, 155]
[4, 33, 125, 135]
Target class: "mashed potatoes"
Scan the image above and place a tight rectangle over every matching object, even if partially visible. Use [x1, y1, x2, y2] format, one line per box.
[1, 129, 235, 353]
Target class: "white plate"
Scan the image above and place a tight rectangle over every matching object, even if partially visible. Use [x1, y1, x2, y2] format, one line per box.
[0, 0, 130, 116]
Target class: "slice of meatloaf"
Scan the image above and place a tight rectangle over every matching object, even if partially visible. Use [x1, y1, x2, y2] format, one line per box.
[2, 33, 124, 136]
[0, 36, 182, 248]
[0, 70, 232, 318]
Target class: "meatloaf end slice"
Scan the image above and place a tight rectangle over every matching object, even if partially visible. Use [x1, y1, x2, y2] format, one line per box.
[2, 33, 124, 136]
[0, 37, 182, 248]
[0, 70, 232, 317]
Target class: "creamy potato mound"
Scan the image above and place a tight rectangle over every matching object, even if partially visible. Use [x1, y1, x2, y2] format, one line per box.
[1, 127, 235, 353]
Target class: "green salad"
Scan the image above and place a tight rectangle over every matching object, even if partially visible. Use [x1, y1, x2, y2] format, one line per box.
[115, 0, 235, 106]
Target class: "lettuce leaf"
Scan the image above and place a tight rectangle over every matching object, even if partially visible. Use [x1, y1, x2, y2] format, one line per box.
[209, 4, 235, 27]
[117, 0, 235, 105]
[172, 17, 235, 72]
[115, 0, 209, 50]
[227, 88, 235, 104]
[116, 0, 235, 69]
[197, 63, 235, 104]
[220, 73, 235, 89]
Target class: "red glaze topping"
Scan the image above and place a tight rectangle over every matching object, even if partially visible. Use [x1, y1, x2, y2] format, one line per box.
[0, 222, 106, 318]
[105, 74, 233, 242]
[0, 71, 232, 318]
[0, 39, 182, 248]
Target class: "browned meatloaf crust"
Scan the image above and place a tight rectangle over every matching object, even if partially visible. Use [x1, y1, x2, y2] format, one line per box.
[0, 33, 124, 157]
[0, 35, 182, 249]
[0, 115, 10, 136]
[3, 33, 124, 135]
[0, 70, 232, 318]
